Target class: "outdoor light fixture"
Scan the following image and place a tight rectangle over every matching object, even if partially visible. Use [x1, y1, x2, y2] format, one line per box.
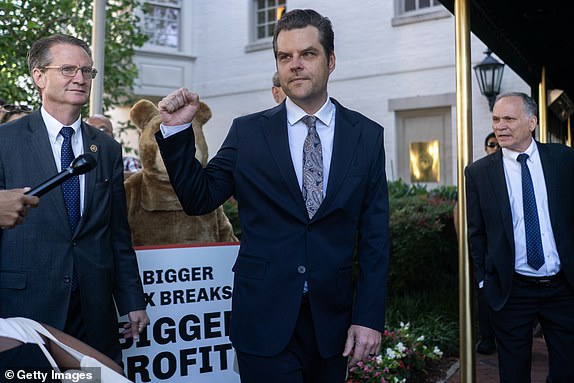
[474, 49, 505, 111]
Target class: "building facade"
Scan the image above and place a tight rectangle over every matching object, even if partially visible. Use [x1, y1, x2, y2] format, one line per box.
[114, 0, 529, 187]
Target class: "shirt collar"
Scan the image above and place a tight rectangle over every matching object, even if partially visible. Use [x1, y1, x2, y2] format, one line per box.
[502, 139, 538, 163]
[286, 97, 335, 127]
[41, 106, 82, 144]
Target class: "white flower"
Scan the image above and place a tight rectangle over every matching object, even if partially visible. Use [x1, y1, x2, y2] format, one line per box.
[417, 335, 425, 341]
[376, 355, 383, 365]
[386, 347, 397, 359]
[396, 342, 406, 353]
[433, 346, 443, 357]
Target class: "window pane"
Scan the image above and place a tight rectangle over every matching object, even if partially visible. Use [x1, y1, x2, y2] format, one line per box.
[420, 0, 431, 8]
[143, 2, 180, 48]
[405, 0, 416, 12]
[254, 0, 286, 40]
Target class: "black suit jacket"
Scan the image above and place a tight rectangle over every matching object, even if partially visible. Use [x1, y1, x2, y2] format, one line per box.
[465, 142, 574, 311]
[156, 99, 390, 358]
[0, 111, 146, 354]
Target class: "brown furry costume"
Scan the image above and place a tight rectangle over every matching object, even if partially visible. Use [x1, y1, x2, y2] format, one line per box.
[124, 99, 237, 246]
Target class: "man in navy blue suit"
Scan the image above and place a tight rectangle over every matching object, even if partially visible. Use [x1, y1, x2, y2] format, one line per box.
[156, 9, 390, 383]
[0, 34, 148, 366]
[466, 92, 574, 382]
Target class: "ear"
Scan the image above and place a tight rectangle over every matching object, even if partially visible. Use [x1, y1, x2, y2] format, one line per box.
[130, 99, 159, 132]
[529, 115, 538, 132]
[32, 68, 46, 91]
[193, 102, 213, 125]
[328, 52, 336, 75]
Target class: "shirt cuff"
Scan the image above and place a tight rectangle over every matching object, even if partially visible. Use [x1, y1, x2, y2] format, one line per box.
[160, 122, 192, 138]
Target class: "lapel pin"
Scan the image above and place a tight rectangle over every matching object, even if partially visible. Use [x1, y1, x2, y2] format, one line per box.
[90, 144, 98, 153]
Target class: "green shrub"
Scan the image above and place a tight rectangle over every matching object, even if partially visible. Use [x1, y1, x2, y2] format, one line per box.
[387, 180, 458, 296]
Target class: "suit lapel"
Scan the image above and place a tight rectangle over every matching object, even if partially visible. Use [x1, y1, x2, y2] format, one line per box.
[318, 100, 361, 217]
[28, 112, 70, 230]
[77, 122, 100, 232]
[261, 106, 309, 218]
[262, 100, 363, 220]
[487, 151, 515, 252]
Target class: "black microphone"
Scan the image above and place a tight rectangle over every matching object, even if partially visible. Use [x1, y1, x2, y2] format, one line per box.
[25, 153, 97, 197]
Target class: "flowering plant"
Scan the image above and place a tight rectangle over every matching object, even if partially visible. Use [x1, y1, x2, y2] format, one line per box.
[346, 322, 443, 383]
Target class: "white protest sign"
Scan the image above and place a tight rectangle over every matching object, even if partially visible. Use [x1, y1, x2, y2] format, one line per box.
[119, 244, 240, 383]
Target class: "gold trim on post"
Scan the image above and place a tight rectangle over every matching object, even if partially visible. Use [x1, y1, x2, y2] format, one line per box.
[454, 0, 475, 381]
[568, 116, 572, 147]
[539, 67, 547, 143]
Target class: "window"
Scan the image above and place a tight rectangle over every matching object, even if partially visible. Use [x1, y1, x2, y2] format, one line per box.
[401, 0, 441, 15]
[393, 0, 449, 25]
[255, 0, 286, 40]
[143, 0, 181, 49]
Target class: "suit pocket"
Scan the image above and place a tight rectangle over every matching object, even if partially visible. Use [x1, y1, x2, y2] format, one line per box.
[0, 270, 27, 289]
[232, 254, 267, 280]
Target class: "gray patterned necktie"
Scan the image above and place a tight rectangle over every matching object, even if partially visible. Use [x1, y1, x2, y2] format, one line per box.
[302, 115, 323, 218]
[517, 153, 544, 270]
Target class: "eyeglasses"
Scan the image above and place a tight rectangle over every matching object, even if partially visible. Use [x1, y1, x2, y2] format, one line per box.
[486, 142, 500, 148]
[41, 65, 97, 79]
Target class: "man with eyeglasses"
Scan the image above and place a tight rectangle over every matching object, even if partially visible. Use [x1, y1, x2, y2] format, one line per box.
[0, 34, 148, 367]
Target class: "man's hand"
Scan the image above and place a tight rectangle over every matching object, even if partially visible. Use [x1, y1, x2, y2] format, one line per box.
[343, 324, 382, 367]
[123, 310, 150, 340]
[0, 188, 39, 229]
[158, 88, 201, 126]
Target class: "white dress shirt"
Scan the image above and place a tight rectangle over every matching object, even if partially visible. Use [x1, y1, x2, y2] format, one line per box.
[41, 107, 86, 214]
[285, 97, 335, 196]
[502, 140, 560, 277]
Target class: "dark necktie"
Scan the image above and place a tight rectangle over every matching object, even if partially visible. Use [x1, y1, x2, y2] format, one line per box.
[517, 153, 544, 270]
[60, 127, 80, 290]
[60, 127, 80, 233]
[302, 115, 323, 219]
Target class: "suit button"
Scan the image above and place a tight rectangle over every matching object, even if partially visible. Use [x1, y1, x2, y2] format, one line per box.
[297, 266, 306, 274]
[64, 276, 71, 283]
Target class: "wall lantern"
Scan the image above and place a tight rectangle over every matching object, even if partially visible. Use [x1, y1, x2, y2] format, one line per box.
[474, 49, 505, 111]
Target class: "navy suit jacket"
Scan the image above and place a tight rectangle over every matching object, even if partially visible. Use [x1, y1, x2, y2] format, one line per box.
[465, 142, 574, 311]
[156, 99, 390, 358]
[0, 111, 146, 354]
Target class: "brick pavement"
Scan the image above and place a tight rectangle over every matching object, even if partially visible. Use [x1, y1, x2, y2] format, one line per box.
[441, 337, 548, 383]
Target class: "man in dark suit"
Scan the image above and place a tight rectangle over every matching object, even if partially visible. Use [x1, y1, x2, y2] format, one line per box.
[465, 92, 574, 382]
[155, 9, 390, 383]
[0, 34, 148, 365]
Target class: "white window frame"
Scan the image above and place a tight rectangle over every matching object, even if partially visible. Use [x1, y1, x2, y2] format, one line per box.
[141, 0, 182, 51]
[392, 0, 450, 26]
[246, 0, 286, 52]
